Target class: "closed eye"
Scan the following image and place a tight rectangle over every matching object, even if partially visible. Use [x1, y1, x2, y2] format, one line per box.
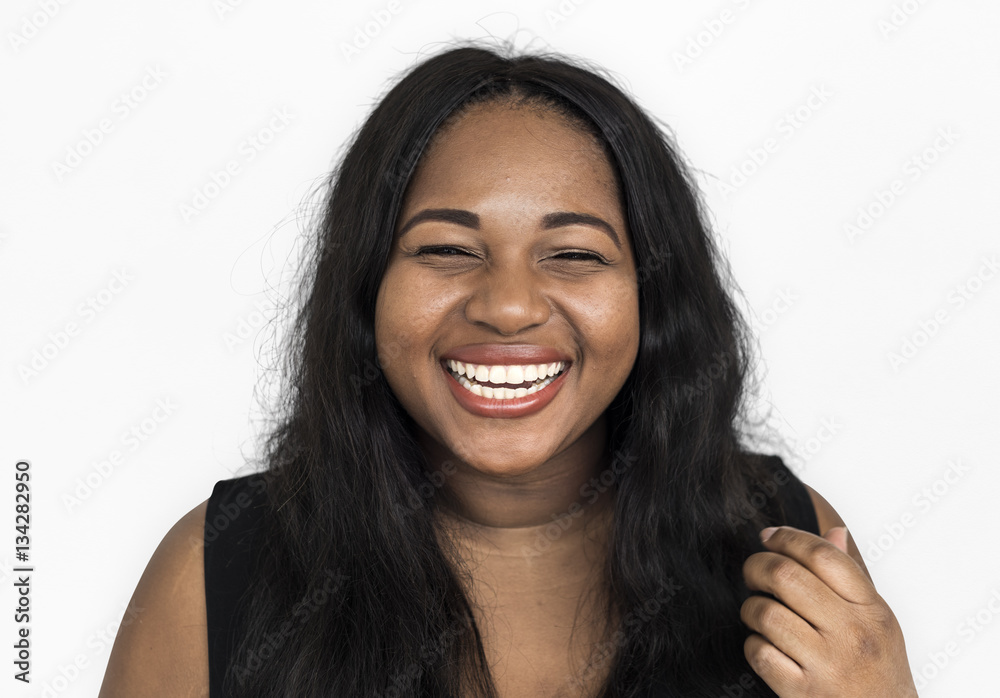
[415, 245, 474, 257]
[413, 246, 608, 264]
[553, 251, 608, 264]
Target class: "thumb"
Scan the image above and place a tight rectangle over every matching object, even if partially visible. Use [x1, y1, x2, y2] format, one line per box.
[823, 525, 849, 554]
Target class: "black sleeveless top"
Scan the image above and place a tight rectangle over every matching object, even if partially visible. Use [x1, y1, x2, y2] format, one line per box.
[203, 455, 819, 697]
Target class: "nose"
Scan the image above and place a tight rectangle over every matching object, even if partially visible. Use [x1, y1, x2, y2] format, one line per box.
[463, 263, 550, 335]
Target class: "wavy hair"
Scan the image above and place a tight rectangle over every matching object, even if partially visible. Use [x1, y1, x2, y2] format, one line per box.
[227, 42, 791, 697]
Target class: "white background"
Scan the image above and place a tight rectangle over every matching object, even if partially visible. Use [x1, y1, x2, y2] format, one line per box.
[1, 1, 997, 696]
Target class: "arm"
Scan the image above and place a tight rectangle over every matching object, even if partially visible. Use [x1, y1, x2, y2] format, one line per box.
[98, 500, 210, 698]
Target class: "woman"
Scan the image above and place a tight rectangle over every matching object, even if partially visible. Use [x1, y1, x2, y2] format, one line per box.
[100, 44, 917, 697]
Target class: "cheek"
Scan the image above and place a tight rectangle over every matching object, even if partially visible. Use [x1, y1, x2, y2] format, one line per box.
[574, 280, 640, 365]
[381, 280, 441, 339]
[374, 271, 414, 373]
[375, 267, 454, 376]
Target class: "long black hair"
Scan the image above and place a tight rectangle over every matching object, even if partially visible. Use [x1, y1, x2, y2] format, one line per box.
[227, 42, 794, 697]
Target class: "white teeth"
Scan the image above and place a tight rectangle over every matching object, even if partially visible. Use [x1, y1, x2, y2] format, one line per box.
[489, 365, 506, 384]
[445, 359, 567, 399]
[458, 374, 559, 399]
[449, 362, 566, 387]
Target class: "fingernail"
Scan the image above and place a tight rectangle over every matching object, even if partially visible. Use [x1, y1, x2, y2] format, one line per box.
[760, 527, 778, 542]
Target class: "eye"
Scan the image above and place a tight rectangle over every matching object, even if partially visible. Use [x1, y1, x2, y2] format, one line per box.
[411, 246, 608, 265]
[552, 251, 609, 264]
[414, 245, 475, 257]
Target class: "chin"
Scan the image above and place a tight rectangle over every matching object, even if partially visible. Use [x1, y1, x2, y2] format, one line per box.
[448, 443, 554, 480]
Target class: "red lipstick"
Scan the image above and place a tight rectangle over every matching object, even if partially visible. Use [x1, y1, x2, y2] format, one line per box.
[441, 359, 570, 419]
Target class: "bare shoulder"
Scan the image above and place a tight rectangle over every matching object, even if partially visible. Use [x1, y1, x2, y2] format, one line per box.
[99, 499, 210, 698]
[802, 483, 873, 584]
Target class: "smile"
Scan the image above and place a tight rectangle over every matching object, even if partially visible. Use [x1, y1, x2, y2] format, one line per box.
[445, 359, 567, 399]
[441, 359, 570, 418]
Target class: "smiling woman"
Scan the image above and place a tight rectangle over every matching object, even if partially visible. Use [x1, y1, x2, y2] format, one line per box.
[378, 103, 638, 451]
[99, 42, 917, 697]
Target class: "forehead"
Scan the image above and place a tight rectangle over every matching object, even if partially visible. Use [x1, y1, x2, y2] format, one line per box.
[400, 104, 622, 215]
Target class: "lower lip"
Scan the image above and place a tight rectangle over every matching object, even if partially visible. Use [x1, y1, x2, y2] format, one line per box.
[442, 362, 570, 418]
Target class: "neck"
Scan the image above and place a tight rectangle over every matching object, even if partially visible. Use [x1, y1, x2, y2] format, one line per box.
[422, 418, 619, 694]
[422, 415, 617, 563]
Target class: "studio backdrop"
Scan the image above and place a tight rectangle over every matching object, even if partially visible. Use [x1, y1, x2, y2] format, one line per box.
[1, 1, 997, 696]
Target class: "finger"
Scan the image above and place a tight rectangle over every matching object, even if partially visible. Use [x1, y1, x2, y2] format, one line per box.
[820, 524, 876, 587]
[743, 551, 844, 630]
[744, 632, 804, 694]
[740, 594, 819, 667]
[759, 526, 876, 604]
[823, 525, 848, 554]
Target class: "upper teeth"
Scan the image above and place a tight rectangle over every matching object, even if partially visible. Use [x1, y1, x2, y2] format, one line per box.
[446, 360, 566, 385]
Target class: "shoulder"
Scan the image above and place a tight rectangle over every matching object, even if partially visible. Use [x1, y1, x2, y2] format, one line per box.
[201, 470, 270, 572]
[99, 499, 210, 697]
[748, 455, 873, 583]
[202, 472, 269, 538]
[802, 482, 842, 535]
[803, 482, 873, 584]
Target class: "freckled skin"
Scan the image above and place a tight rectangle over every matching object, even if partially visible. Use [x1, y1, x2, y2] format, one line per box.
[374, 104, 640, 497]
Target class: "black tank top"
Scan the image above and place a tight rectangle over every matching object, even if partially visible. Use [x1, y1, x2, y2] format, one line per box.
[203, 455, 819, 696]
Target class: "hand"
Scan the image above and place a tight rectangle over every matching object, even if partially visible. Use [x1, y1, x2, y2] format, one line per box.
[741, 525, 918, 696]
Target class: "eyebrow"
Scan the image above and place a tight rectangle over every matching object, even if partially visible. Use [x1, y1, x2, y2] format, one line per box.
[396, 208, 621, 249]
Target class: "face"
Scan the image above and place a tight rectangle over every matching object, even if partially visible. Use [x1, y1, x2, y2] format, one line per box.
[374, 103, 640, 479]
